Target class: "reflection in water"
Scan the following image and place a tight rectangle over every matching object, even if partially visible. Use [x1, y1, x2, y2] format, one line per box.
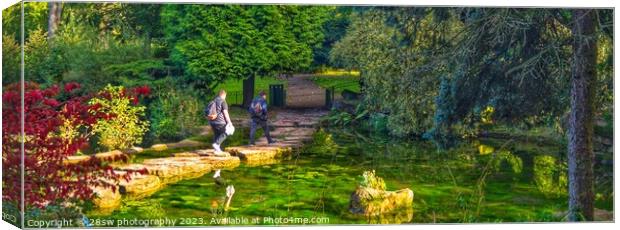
[366, 208, 414, 224]
[533, 155, 567, 197]
[493, 150, 523, 174]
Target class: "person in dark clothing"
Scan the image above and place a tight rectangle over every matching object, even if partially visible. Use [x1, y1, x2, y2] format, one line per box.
[209, 90, 233, 155]
[248, 91, 275, 146]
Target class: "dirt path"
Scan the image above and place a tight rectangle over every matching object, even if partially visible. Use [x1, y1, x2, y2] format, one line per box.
[285, 74, 326, 108]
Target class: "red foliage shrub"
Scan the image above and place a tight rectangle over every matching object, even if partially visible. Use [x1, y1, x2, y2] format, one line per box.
[2, 82, 145, 209]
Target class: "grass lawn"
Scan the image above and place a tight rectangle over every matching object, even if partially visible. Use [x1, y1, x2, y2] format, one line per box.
[312, 74, 360, 93]
[214, 76, 286, 105]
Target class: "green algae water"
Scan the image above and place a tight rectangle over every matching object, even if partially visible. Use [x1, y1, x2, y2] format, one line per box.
[89, 128, 613, 225]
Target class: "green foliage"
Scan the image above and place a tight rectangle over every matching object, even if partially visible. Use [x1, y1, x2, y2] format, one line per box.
[331, 7, 613, 145]
[2, 34, 20, 85]
[430, 9, 573, 143]
[533, 155, 568, 197]
[492, 150, 523, 175]
[331, 9, 448, 137]
[11, 4, 158, 91]
[54, 22, 151, 92]
[162, 5, 331, 94]
[312, 7, 352, 69]
[104, 59, 170, 87]
[90, 85, 149, 150]
[324, 110, 355, 127]
[24, 29, 64, 85]
[358, 170, 386, 191]
[2, 2, 48, 41]
[148, 79, 203, 142]
[304, 129, 339, 155]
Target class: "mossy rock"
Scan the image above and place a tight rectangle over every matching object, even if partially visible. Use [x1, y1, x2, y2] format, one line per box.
[349, 187, 414, 216]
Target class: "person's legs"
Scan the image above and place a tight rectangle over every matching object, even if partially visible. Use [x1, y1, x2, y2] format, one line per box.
[260, 120, 274, 143]
[249, 119, 258, 145]
[211, 123, 227, 151]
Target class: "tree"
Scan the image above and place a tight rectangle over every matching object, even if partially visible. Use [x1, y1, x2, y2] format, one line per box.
[47, 2, 62, 40]
[567, 9, 596, 221]
[331, 8, 457, 136]
[123, 4, 163, 55]
[312, 6, 353, 69]
[2, 82, 138, 210]
[163, 5, 330, 106]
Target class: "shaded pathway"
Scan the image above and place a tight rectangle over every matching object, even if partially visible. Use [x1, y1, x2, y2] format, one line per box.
[285, 74, 326, 108]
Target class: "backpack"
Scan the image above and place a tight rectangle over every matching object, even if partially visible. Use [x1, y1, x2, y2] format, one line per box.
[249, 98, 264, 118]
[205, 100, 219, 121]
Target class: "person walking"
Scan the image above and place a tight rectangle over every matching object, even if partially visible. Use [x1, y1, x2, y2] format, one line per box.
[206, 90, 233, 156]
[248, 91, 275, 146]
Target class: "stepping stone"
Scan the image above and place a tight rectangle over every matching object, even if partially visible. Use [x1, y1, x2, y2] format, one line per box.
[169, 157, 213, 173]
[166, 139, 204, 149]
[193, 149, 232, 157]
[91, 186, 121, 209]
[121, 146, 144, 154]
[94, 150, 127, 162]
[150, 144, 168, 151]
[118, 174, 162, 199]
[201, 156, 240, 170]
[227, 146, 291, 162]
[64, 155, 91, 165]
[141, 160, 186, 178]
[244, 158, 281, 167]
[65, 151, 129, 165]
[174, 152, 201, 157]
[143, 157, 212, 176]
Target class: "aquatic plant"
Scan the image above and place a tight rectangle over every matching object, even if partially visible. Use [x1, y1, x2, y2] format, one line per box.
[533, 155, 568, 197]
[358, 170, 386, 191]
[304, 129, 339, 155]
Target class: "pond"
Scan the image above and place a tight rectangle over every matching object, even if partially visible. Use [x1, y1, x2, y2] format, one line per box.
[88, 128, 612, 225]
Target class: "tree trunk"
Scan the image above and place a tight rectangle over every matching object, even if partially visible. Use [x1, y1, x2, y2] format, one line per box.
[47, 2, 62, 40]
[242, 75, 256, 108]
[567, 9, 596, 222]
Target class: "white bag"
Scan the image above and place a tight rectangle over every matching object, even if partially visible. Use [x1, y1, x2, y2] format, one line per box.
[225, 123, 235, 135]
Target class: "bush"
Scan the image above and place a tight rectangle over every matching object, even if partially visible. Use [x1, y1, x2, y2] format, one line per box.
[148, 79, 203, 142]
[2, 34, 20, 85]
[51, 23, 150, 92]
[304, 129, 339, 155]
[104, 59, 170, 87]
[2, 82, 132, 209]
[90, 85, 150, 150]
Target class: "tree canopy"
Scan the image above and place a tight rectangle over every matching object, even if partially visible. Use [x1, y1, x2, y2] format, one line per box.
[162, 5, 332, 100]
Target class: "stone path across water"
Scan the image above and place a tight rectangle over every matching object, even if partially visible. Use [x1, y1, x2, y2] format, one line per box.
[88, 109, 328, 212]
